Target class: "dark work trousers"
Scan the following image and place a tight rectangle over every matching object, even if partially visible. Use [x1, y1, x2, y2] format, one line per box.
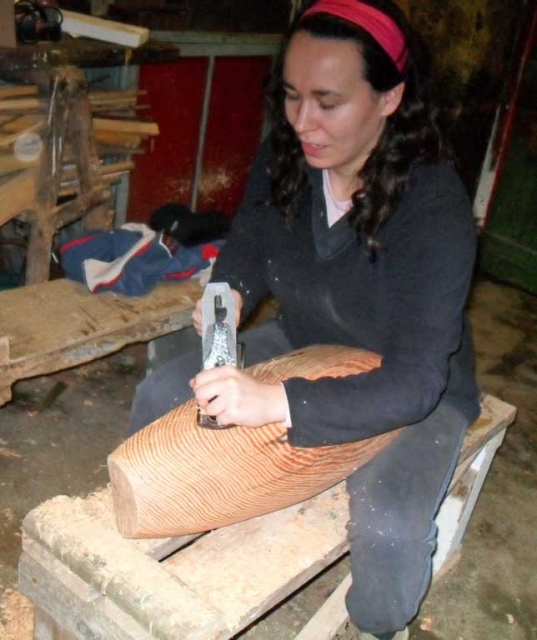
[129, 320, 294, 435]
[128, 321, 469, 636]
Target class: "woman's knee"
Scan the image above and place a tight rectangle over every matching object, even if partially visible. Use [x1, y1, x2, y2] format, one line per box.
[345, 517, 436, 633]
[128, 350, 199, 435]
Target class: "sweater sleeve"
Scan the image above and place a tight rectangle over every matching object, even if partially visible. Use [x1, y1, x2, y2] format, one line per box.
[210, 140, 273, 321]
[285, 168, 478, 447]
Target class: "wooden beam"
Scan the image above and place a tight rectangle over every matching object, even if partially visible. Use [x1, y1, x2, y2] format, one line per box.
[0, 168, 38, 226]
[0, 121, 44, 149]
[0, 98, 46, 112]
[94, 130, 143, 147]
[0, 115, 43, 134]
[93, 118, 159, 136]
[53, 186, 111, 229]
[61, 10, 150, 48]
[0, 152, 39, 174]
[0, 85, 39, 99]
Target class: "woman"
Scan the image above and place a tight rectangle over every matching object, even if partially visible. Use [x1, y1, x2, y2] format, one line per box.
[130, 1, 480, 638]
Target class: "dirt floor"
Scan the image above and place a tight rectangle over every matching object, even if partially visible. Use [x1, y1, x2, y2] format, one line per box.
[0, 274, 536, 640]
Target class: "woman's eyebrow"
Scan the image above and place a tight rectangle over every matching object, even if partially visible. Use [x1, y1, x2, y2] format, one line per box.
[283, 81, 342, 98]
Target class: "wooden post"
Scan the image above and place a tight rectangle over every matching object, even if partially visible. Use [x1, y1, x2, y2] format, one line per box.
[25, 70, 69, 284]
[24, 66, 113, 284]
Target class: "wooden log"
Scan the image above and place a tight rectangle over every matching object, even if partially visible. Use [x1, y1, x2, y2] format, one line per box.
[108, 345, 402, 539]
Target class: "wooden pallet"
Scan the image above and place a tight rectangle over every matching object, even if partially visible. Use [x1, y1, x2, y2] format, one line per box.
[18, 394, 516, 640]
[0, 277, 203, 405]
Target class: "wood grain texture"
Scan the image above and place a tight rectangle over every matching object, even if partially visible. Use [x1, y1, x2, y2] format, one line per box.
[108, 345, 402, 538]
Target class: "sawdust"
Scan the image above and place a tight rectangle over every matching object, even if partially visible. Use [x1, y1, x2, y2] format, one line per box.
[1, 509, 14, 525]
[199, 167, 233, 203]
[0, 589, 34, 640]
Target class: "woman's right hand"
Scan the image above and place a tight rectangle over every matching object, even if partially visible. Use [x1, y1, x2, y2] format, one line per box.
[192, 287, 244, 336]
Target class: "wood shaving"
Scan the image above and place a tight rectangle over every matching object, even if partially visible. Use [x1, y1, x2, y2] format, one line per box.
[0, 589, 34, 640]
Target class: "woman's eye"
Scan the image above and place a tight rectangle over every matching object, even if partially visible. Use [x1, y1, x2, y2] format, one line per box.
[284, 92, 300, 102]
[320, 102, 337, 111]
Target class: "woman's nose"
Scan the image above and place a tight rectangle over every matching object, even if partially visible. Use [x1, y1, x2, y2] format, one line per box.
[293, 101, 315, 133]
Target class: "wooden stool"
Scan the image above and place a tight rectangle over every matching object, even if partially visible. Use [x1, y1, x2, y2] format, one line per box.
[19, 394, 516, 640]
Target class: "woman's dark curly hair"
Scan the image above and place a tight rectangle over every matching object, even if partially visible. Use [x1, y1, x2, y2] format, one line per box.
[266, 0, 447, 256]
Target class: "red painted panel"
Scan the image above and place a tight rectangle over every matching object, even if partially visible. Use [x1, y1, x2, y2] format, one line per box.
[127, 59, 208, 223]
[197, 56, 272, 216]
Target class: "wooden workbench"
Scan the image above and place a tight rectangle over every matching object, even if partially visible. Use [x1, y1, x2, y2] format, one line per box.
[0, 277, 203, 405]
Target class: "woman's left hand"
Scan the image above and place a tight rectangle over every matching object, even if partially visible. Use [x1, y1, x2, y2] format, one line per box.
[190, 366, 288, 428]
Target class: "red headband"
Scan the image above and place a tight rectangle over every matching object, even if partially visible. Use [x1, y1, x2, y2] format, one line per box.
[301, 0, 409, 73]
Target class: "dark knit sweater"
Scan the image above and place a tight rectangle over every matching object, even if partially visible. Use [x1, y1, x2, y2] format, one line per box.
[211, 140, 480, 447]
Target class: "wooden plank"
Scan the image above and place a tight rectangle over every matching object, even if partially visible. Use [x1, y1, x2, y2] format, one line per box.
[0, 122, 43, 149]
[0, 278, 202, 403]
[0, 152, 39, 173]
[20, 543, 155, 640]
[0, 114, 43, 133]
[0, 98, 46, 112]
[94, 129, 143, 147]
[89, 89, 147, 103]
[294, 574, 351, 640]
[0, 168, 38, 226]
[61, 10, 149, 48]
[0, 85, 38, 100]
[34, 607, 77, 640]
[53, 189, 112, 229]
[165, 483, 351, 634]
[93, 118, 159, 136]
[448, 431, 506, 552]
[460, 394, 516, 461]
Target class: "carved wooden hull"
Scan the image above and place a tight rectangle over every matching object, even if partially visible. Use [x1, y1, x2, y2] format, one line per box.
[108, 345, 401, 538]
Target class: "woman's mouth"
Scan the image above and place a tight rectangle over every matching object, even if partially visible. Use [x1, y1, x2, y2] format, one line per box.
[301, 141, 327, 157]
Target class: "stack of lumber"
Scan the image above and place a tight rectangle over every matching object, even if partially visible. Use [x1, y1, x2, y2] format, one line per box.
[0, 82, 159, 225]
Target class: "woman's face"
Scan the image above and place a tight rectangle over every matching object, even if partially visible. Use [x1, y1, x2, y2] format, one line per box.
[283, 31, 402, 178]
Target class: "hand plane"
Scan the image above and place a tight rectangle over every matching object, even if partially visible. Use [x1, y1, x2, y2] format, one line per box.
[197, 282, 243, 428]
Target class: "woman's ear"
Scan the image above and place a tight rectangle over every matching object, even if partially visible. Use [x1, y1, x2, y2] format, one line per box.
[381, 82, 405, 117]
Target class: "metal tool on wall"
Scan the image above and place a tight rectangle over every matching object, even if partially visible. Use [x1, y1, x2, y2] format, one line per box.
[198, 282, 244, 428]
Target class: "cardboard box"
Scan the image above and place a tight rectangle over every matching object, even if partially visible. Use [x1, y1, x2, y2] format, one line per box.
[0, 0, 17, 48]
